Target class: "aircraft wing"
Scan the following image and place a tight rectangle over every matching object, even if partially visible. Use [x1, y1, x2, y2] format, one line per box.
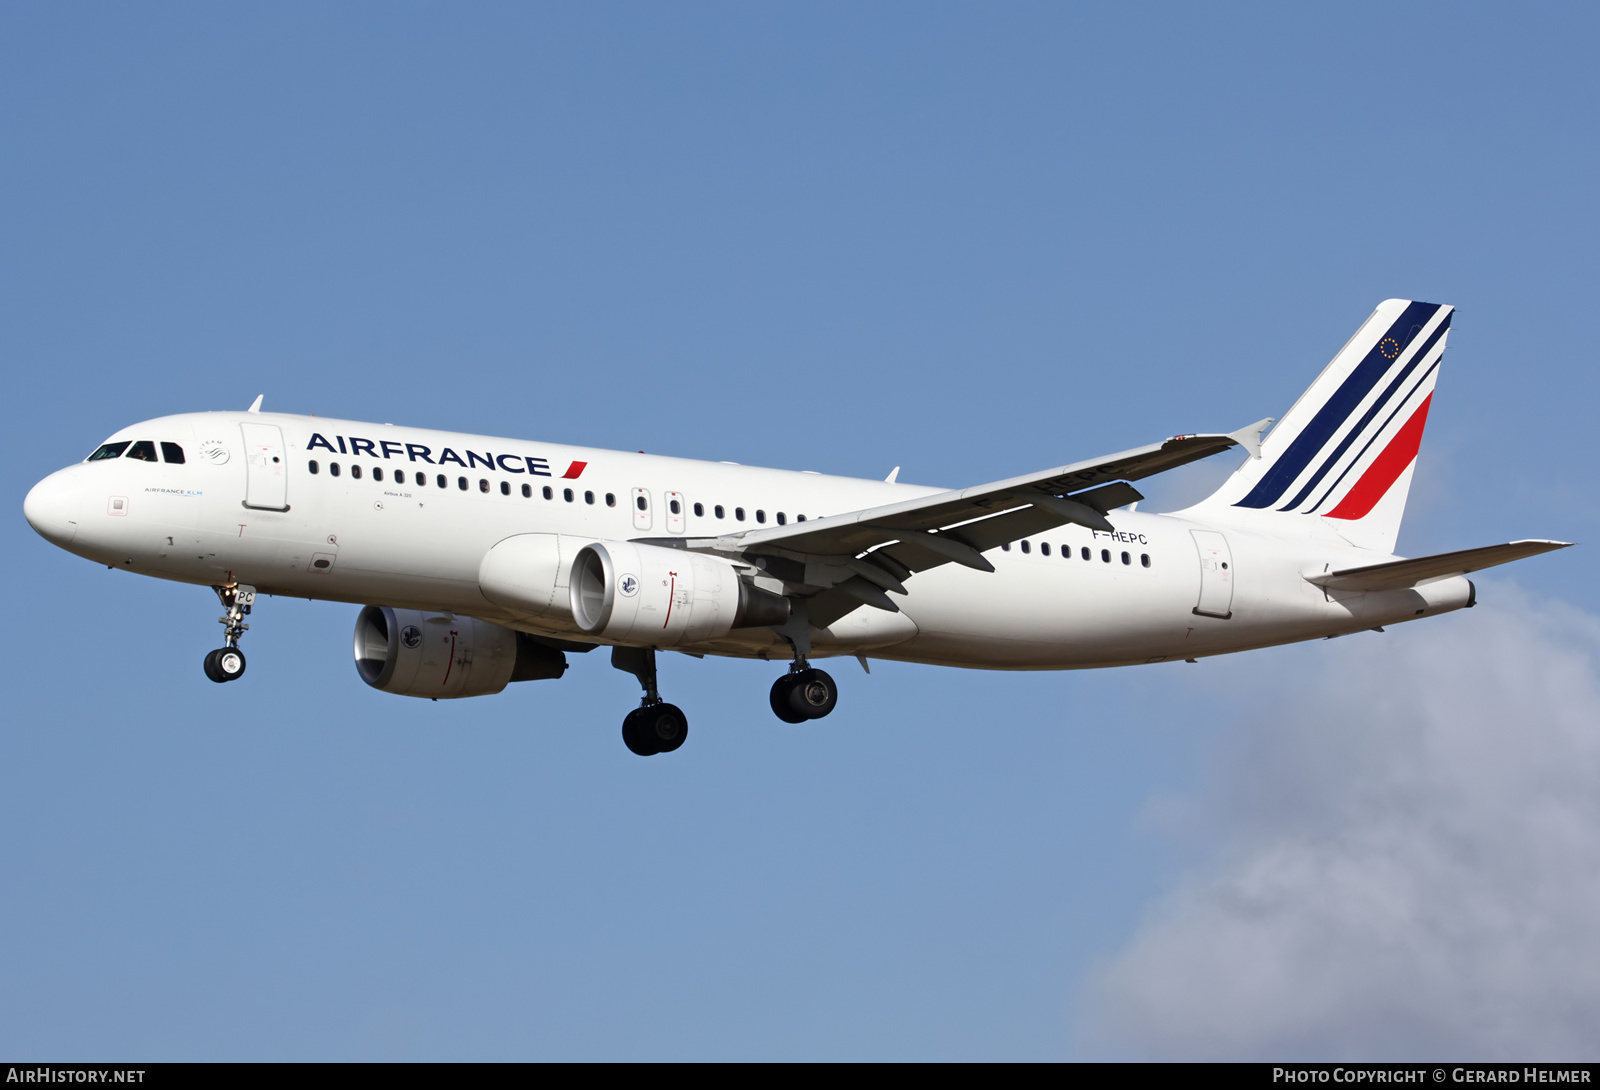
[1306, 539, 1573, 592]
[667, 421, 1269, 626]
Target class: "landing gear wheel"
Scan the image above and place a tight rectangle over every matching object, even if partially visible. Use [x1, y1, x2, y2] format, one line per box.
[622, 703, 689, 756]
[203, 647, 246, 683]
[643, 703, 688, 753]
[769, 675, 808, 723]
[621, 708, 658, 756]
[786, 668, 837, 720]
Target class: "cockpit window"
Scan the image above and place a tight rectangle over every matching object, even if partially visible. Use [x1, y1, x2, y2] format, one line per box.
[125, 441, 159, 462]
[161, 442, 185, 464]
[88, 441, 130, 461]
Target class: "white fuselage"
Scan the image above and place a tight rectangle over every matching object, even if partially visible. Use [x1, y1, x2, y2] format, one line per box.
[24, 410, 1473, 671]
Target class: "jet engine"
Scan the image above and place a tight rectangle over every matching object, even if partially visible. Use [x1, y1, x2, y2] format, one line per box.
[353, 605, 567, 699]
[569, 541, 788, 645]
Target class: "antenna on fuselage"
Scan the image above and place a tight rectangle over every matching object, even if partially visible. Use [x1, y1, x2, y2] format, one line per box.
[247, 395, 264, 413]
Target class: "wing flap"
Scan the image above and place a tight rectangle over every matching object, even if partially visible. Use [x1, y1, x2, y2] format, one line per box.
[1307, 539, 1572, 592]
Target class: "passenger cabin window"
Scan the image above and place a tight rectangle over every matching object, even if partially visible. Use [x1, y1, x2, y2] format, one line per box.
[606, 493, 616, 507]
[756, 510, 766, 523]
[351, 465, 363, 480]
[735, 507, 745, 522]
[500, 481, 511, 496]
[1141, 553, 1152, 568]
[436, 474, 447, 489]
[693, 502, 704, 517]
[374, 467, 384, 482]
[1040, 542, 1050, 556]
[88, 441, 130, 461]
[1081, 547, 1090, 561]
[308, 460, 320, 475]
[1020, 540, 1031, 554]
[715, 505, 725, 519]
[479, 479, 490, 493]
[457, 477, 468, 491]
[776, 512, 786, 525]
[161, 442, 185, 464]
[330, 462, 342, 477]
[563, 488, 574, 502]
[543, 486, 553, 500]
[522, 483, 532, 498]
[585, 491, 595, 505]
[126, 441, 158, 462]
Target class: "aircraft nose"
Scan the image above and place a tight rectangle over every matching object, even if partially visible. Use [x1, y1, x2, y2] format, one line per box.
[23, 468, 83, 546]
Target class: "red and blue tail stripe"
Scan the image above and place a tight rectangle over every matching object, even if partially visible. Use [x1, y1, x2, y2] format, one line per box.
[1190, 299, 1453, 553]
[1234, 301, 1448, 511]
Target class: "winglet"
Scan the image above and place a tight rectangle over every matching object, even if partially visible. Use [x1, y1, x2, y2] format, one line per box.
[885, 466, 900, 483]
[1228, 417, 1273, 460]
[247, 395, 264, 414]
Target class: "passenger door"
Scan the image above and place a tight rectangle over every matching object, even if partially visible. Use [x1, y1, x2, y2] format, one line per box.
[1190, 530, 1234, 619]
[240, 423, 290, 511]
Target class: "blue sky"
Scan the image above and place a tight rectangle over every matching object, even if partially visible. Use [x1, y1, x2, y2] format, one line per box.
[4, 3, 1597, 1060]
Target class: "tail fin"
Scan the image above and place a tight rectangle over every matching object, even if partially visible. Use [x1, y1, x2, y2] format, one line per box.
[1193, 299, 1452, 552]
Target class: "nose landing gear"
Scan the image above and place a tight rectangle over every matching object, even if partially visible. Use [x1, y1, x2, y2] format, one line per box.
[203, 583, 254, 684]
[203, 646, 247, 683]
[612, 646, 688, 756]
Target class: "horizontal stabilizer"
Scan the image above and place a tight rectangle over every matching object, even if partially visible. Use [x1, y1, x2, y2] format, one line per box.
[1306, 539, 1572, 592]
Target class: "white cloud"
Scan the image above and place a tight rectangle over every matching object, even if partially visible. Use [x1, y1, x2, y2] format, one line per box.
[1076, 586, 1600, 1060]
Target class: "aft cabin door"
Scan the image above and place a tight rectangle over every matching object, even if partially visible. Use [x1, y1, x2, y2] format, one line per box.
[240, 423, 290, 511]
[1190, 530, 1234, 619]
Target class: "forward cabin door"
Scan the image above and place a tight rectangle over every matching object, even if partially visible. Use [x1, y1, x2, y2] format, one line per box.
[240, 423, 290, 511]
[1190, 529, 1234, 619]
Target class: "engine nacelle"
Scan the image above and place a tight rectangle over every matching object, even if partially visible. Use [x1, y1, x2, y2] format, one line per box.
[478, 533, 580, 622]
[353, 605, 567, 699]
[569, 541, 788, 645]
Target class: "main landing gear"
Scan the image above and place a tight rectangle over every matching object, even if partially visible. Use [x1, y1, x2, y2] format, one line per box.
[769, 603, 838, 723]
[203, 583, 255, 684]
[611, 646, 688, 757]
[607, 604, 843, 753]
[770, 665, 838, 723]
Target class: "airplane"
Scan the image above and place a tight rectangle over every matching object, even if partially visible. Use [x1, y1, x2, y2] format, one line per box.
[22, 299, 1571, 756]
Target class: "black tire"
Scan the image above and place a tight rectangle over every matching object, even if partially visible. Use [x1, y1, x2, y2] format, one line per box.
[203, 649, 226, 683]
[786, 668, 837, 720]
[214, 647, 246, 682]
[769, 674, 808, 723]
[642, 703, 689, 753]
[621, 708, 659, 756]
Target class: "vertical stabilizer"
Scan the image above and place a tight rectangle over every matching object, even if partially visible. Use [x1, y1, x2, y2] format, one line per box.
[1189, 299, 1452, 553]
